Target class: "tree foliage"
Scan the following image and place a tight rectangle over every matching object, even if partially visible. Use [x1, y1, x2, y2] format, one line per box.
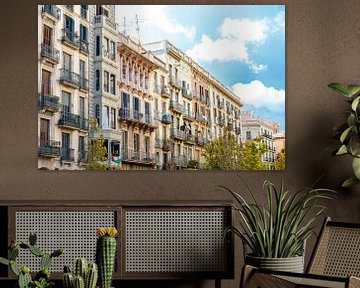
[85, 119, 108, 171]
[203, 133, 266, 170]
[203, 133, 243, 170]
[275, 148, 286, 170]
[241, 136, 267, 170]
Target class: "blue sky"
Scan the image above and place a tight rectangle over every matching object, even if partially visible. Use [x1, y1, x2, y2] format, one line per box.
[115, 5, 285, 131]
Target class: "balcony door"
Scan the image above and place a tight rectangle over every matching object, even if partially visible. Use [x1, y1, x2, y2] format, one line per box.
[41, 70, 51, 95]
[43, 25, 52, 46]
[79, 97, 85, 119]
[39, 118, 50, 145]
[62, 91, 71, 113]
[63, 52, 72, 80]
[62, 132, 70, 149]
[64, 16, 74, 41]
[145, 102, 150, 123]
[133, 97, 140, 119]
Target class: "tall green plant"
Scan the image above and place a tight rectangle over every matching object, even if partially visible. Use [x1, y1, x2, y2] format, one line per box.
[328, 83, 360, 187]
[222, 179, 335, 258]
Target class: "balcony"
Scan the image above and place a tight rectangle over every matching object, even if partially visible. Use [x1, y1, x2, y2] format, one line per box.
[62, 30, 79, 49]
[79, 41, 89, 55]
[58, 111, 88, 131]
[61, 147, 75, 162]
[162, 139, 172, 151]
[171, 155, 188, 167]
[161, 86, 171, 98]
[169, 100, 183, 114]
[94, 15, 117, 32]
[38, 93, 61, 113]
[121, 149, 156, 165]
[196, 112, 208, 123]
[192, 91, 200, 100]
[41, 5, 61, 21]
[169, 75, 182, 89]
[196, 135, 208, 146]
[171, 128, 185, 141]
[78, 150, 88, 162]
[38, 139, 60, 158]
[118, 108, 156, 130]
[184, 133, 196, 145]
[79, 76, 88, 91]
[218, 117, 225, 126]
[262, 132, 273, 139]
[182, 88, 192, 100]
[161, 113, 172, 124]
[182, 109, 195, 121]
[155, 138, 163, 149]
[60, 69, 88, 91]
[40, 44, 60, 64]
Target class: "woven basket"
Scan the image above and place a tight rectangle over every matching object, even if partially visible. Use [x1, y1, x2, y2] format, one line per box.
[245, 254, 305, 273]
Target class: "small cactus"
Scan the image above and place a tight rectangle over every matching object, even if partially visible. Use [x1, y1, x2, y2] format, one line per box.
[96, 227, 118, 288]
[0, 232, 63, 288]
[63, 259, 98, 288]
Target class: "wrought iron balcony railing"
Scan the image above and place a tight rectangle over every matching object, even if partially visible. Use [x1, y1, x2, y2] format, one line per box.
[38, 93, 61, 112]
[169, 100, 183, 113]
[62, 30, 79, 48]
[38, 139, 61, 157]
[42, 5, 61, 21]
[61, 147, 75, 161]
[170, 128, 185, 141]
[40, 44, 60, 63]
[121, 148, 156, 164]
[58, 111, 88, 130]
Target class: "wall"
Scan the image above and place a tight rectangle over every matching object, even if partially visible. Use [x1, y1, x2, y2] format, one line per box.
[0, 1, 359, 287]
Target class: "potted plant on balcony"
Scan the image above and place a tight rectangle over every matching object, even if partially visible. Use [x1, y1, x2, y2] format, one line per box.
[222, 179, 335, 273]
[328, 83, 360, 187]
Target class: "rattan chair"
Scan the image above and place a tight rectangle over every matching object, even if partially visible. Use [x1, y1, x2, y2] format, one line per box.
[241, 217, 360, 288]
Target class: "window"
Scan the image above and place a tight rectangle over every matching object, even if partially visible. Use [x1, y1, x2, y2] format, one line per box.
[96, 5, 108, 16]
[122, 92, 130, 108]
[122, 131, 128, 150]
[41, 70, 51, 94]
[145, 136, 150, 157]
[63, 52, 72, 72]
[110, 41, 116, 60]
[62, 91, 71, 113]
[80, 25, 87, 43]
[133, 97, 140, 113]
[79, 60, 85, 79]
[95, 104, 100, 126]
[95, 70, 100, 91]
[39, 118, 50, 145]
[246, 131, 252, 140]
[104, 71, 109, 92]
[111, 108, 116, 129]
[104, 37, 109, 56]
[43, 25, 52, 46]
[64, 15, 75, 41]
[145, 102, 150, 123]
[110, 74, 115, 95]
[80, 5, 88, 19]
[134, 133, 140, 152]
[79, 136, 85, 152]
[122, 59, 127, 79]
[102, 105, 109, 128]
[79, 97, 85, 118]
[62, 133, 71, 148]
[96, 36, 100, 56]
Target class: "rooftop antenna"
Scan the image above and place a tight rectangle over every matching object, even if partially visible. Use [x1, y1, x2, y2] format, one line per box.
[135, 14, 140, 43]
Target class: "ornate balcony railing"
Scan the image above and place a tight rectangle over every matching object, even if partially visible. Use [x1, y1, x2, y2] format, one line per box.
[169, 75, 182, 89]
[61, 147, 75, 161]
[161, 86, 170, 98]
[182, 109, 194, 121]
[169, 100, 183, 113]
[184, 133, 196, 144]
[182, 88, 192, 100]
[170, 128, 185, 141]
[42, 5, 61, 21]
[62, 30, 79, 48]
[38, 139, 61, 157]
[38, 93, 61, 112]
[60, 68, 79, 87]
[121, 148, 156, 164]
[40, 44, 60, 63]
[78, 150, 88, 162]
[58, 111, 88, 130]
[171, 155, 188, 167]
[162, 139, 172, 151]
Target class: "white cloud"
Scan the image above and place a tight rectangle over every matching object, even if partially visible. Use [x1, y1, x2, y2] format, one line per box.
[232, 80, 285, 114]
[186, 11, 284, 73]
[115, 5, 196, 43]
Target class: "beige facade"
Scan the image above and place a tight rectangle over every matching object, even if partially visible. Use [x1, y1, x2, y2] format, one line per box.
[38, 5, 92, 170]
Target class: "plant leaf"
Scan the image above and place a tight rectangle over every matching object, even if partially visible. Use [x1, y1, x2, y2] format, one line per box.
[351, 96, 360, 111]
[340, 127, 352, 143]
[328, 83, 351, 97]
[347, 85, 360, 97]
[342, 177, 360, 188]
[352, 157, 360, 179]
[336, 145, 348, 155]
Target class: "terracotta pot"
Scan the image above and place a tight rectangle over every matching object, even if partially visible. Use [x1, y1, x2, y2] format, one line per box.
[245, 254, 305, 273]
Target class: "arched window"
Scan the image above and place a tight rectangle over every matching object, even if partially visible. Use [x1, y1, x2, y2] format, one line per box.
[95, 104, 100, 126]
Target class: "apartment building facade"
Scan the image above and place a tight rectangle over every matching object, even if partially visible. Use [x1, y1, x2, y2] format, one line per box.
[241, 111, 277, 170]
[38, 5, 93, 170]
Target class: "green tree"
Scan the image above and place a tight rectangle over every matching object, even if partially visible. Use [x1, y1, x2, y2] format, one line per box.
[241, 136, 267, 170]
[203, 132, 243, 170]
[275, 148, 285, 170]
[85, 119, 108, 170]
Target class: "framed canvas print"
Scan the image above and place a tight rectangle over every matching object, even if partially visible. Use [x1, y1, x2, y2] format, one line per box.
[37, 4, 285, 171]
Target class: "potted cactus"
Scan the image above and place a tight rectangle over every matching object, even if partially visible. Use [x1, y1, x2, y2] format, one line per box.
[0, 232, 63, 288]
[62, 258, 98, 288]
[96, 227, 118, 288]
